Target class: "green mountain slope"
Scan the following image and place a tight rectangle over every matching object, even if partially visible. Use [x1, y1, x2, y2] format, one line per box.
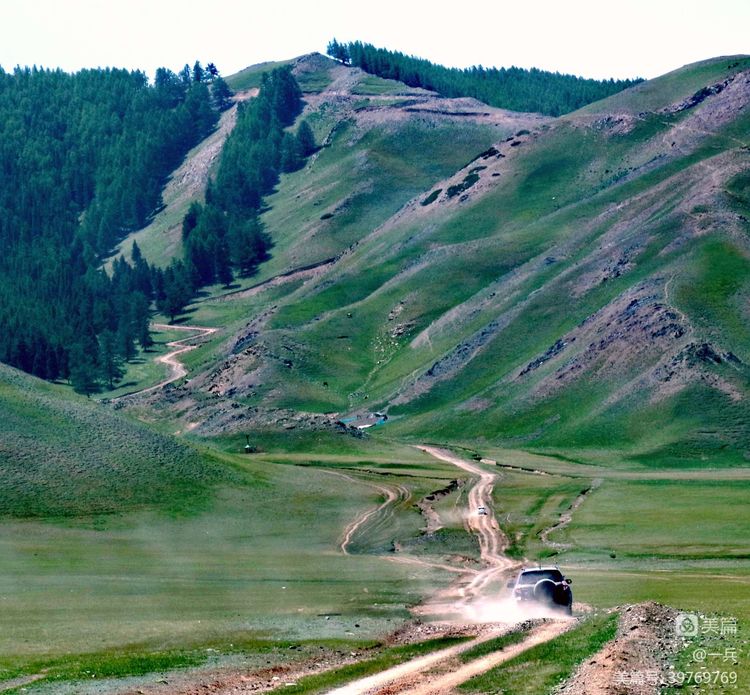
[0, 363, 226, 517]
[148, 55, 750, 467]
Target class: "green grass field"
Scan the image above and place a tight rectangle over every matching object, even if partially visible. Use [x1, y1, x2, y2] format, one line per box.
[0, 455, 453, 676]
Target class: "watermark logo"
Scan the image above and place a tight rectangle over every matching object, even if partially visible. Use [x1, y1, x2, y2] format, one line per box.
[676, 613, 700, 637]
[616, 613, 741, 687]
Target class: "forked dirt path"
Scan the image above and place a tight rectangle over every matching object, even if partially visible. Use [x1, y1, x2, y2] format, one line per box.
[112, 447, 573, 695]
[396, 620, 572, 695]
[411, 446, 520, 617]
[113, 323, 217, 400]
[326, 621, 570, 695]
[323, 447, 572, 695]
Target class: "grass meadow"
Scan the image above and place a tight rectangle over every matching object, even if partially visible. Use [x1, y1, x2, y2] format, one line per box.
[0, 449, 458, 688]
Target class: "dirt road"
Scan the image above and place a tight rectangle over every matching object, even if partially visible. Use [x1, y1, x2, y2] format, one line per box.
[323, 447, 571, 694]
[113, 446, 573, 695]
[326, 621, 570, 695]
[329, 470, 410, 556]
[397, 620, 571, 695]
[113, 323, 217, 400]
[411, 446, 520, 618]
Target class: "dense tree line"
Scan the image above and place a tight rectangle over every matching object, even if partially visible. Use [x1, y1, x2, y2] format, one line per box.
[173, 67, 314, 304]
[0, 61, 230, 393]
[327, 40, 643, 116]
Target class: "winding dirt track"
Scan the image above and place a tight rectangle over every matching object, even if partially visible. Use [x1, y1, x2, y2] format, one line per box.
[107, 447, 573, 695]
[113, 323, 217, 400]
[330, 470, 410, 556]
[326, 447, 571, 695]
[412, 446, 519, 617]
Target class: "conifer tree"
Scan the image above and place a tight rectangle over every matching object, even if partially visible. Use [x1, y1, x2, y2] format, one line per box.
[99, 330, 125, 388]
[296, 120, 316, 156]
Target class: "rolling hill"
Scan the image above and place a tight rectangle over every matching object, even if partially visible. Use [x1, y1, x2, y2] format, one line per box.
[3, 49, 750, 693]
[0, 362, 228, 517]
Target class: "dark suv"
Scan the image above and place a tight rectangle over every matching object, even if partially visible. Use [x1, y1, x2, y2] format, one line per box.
[508, 566, 573, 615]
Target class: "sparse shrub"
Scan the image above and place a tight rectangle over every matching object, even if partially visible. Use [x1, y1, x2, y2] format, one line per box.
[421, 189, 442, 206]
[446, 173, 480, 198]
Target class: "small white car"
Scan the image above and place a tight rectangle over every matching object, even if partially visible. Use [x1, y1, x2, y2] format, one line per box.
[477, 506, 488, 516]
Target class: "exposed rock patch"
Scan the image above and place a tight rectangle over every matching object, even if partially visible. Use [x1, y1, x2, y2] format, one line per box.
[662, 76, 735, 114]
[520, 283, 689, 399]
[520, 338, 572, 376]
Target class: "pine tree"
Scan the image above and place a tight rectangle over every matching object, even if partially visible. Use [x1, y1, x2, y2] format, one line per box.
[159, 262, 193, 322]
[280, 132, 302, 173]
[296, 120, 316, 156]
[192, 61, 205, 83]
[182, 201, 202, 241]
[132, 292, 153, 350]
[337, 40, 643, 116]
[99, 330, 125, 388]
[327, 39, 350, 65]
[211, 76, 233, 111]
[0, 61, 220, 385]
[228, 216, 267, 276]
[116, 318, 137, 363]
[69, 344, 101, 396]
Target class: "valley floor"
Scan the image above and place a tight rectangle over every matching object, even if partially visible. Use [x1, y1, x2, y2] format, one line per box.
[3, 437, 749, 694]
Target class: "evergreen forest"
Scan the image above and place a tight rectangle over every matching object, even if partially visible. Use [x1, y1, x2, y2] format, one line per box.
[327, 39, 642, 116]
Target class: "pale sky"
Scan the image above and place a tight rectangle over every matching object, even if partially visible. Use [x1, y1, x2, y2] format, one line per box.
[1, 0, 747, 81]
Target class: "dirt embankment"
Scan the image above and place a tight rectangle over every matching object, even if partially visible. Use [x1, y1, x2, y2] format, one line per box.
[558, 602, 680, 695]
[416, 478, 463, 535]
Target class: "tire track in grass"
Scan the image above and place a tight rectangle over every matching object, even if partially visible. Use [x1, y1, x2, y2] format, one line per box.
[397, 620, 573, 695]
[326, 471, 409, 556]
[325, 447, 575, 694]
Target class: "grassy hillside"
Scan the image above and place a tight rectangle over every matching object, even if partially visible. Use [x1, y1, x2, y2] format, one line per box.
[113, 53, 534, 276]
[0, 363, 227, 517]
[167, 55, 750, 470]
